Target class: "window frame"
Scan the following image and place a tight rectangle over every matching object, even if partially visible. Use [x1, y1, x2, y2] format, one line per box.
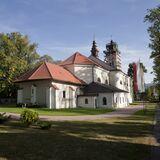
[97, 77, 101, 83]
[102, 97, 107, 105]
[62, 91, 66, 98]
[85, 98, 88, 104]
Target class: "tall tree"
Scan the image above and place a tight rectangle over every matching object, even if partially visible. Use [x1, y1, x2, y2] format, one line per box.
[39, 54, 54, 63]
[0, 32, 39, 98]
[145, 6, 160, 83]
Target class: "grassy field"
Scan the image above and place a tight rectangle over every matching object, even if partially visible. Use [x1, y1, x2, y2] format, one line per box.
[0, 103, 157, 160]
[0, 105, 114, 116]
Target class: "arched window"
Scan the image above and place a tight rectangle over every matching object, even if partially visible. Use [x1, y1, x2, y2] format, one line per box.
[63, 91, 66, 98]
[105, 79, 108, 84]
[103, 97, 107, 105]
[115, 97, 118, 103]
[85, 98, 88, 104]
[97, 77, 101, 83]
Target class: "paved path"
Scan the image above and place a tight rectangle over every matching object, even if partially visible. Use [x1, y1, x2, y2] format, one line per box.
[151, 104, 160, 160]
[6, 106, 143, 122]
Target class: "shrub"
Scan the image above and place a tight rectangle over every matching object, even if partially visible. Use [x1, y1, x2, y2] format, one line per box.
[0, 113, 11, 124]
[20, 109, 39, 126]
[38, 121, 52, 130]
[16, 103, 27, 108]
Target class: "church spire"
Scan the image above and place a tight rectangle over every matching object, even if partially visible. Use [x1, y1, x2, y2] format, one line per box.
[90, 40, 99, 58]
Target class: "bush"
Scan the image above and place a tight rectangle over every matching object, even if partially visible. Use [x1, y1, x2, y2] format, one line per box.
[38, 121, 52, 130]
[20, 109, 39, 126]
[0, 112, 11, 124]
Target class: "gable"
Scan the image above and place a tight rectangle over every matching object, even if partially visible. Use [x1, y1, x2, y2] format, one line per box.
[15, 62, 84, 85]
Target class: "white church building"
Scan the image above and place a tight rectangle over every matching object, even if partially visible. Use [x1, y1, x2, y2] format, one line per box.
[15, 40, 133, 109]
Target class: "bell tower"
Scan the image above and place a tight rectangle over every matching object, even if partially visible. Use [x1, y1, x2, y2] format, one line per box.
[103, 40, 121, 70]
[90, 40, 99, 58]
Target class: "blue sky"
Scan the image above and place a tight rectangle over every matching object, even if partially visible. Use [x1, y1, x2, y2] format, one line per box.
[0, 0, 159, 83]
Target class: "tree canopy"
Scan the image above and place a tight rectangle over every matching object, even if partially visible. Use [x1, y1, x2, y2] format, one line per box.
[0, 32, 40, 98]
[39, 54, 54, 63]
[145, 6, 160, 83]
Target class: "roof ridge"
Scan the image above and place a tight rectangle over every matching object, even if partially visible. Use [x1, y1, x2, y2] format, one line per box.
[93, 82, 128, 92]
[44, 62, 54, 79]
[28, 63, 46, 80]
[73, 52, 77, 64]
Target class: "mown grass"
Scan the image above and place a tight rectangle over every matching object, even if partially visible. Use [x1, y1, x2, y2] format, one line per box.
[0, 103, 157, 160]
[0, 105, 114, 116]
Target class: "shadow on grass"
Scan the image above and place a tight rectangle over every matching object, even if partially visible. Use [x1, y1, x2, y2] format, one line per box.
[0, 117, 154, 160]
[0, 104, 156, 160]
[0, 130, 153, 160]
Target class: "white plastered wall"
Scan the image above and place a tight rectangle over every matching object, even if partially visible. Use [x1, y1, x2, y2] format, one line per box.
[17, 80, 51, 106]
[77, 96, 97, 108]
[114, 92, 129, 108]
[109, 71, 130, 92]
[74, 64, 93, 84]
[52, 82, 79, 109]
[93, 66, 110, 84]
[98, 93, 113, 108]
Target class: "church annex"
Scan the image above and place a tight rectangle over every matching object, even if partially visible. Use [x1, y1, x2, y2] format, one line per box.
[15, 40, 133, 109]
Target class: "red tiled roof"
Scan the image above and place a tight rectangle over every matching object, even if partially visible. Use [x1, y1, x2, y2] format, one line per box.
[59, 52, 100, 66]
[15, 62, 84, 85]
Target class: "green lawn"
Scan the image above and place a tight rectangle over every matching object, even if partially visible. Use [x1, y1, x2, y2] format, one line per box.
[0, 105, 114, 116]
[0, 103, 157, 160]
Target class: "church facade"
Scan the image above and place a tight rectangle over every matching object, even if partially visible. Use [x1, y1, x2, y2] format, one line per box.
[15, 40, 133, 109]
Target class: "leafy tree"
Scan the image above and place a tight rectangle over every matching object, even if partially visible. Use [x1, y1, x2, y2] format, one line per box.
[39, 54, 54, 63]
[144, 6, 160, 83]
[127, 63, 134, 78]
[140, 63, 147, 73]
[0, 32, 39, 98]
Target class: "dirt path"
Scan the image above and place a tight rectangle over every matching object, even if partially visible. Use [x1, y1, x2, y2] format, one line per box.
[7, 105, 143, 122]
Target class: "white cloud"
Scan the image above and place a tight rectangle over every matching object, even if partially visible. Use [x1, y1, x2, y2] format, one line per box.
[0, 24, 19, 33]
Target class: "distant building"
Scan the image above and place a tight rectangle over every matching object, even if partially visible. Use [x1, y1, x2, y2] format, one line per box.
[128, 60, 145, 99]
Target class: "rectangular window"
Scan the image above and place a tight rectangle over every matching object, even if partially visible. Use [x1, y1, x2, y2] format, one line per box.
[115, 97, 118, 103]
[85, 98, 88, 104]
[63, 91, 66, 98]
[32, 89, 34, 94]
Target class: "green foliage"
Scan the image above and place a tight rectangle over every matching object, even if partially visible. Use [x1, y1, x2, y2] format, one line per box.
[20, 109, 39, 126]
[127, 63, 134, 78]
[0, 32, 39, 98]
[39, 54, 54, 63]
[38, 121, 52, 130]
[0, 112, 11, 124]
[140, 63, 147, 73]
[144, 6, 160, 83]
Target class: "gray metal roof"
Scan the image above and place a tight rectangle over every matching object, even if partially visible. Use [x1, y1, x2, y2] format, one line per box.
[89, 55, 114, 71]
[83, 82, 128, 94]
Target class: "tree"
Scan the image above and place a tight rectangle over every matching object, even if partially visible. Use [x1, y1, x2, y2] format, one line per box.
[39, 54, 54, 63]
[144, 6, 160, 83]
[140, 63, 147, 73]
[0, 32, 39, 98]
[127, 63, 134, 78]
